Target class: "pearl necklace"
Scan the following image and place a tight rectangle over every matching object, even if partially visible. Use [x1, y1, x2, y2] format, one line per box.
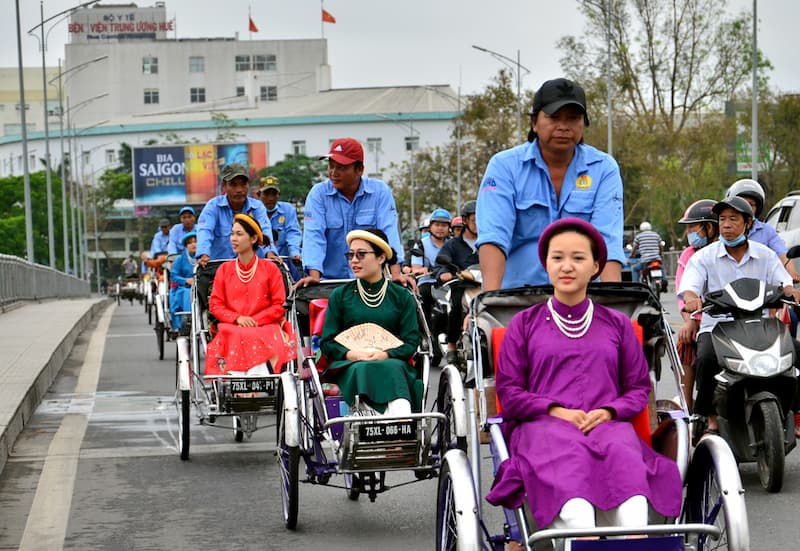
[546, 297, 593, 339]
[356, 278, 389, 308]
[236, 257, 258, 283]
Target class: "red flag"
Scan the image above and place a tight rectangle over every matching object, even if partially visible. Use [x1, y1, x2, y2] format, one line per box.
[322, 9, 336, 24]
[249, 17, 259, 32]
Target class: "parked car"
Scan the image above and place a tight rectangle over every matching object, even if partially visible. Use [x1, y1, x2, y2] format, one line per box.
[764, 191, 800, 249]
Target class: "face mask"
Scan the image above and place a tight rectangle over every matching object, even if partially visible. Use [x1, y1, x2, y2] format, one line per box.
[687, 232, 707, 248]
[720, 233, 746, 247]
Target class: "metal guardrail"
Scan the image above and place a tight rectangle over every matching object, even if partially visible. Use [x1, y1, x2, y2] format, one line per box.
[0, 254, 90, 311]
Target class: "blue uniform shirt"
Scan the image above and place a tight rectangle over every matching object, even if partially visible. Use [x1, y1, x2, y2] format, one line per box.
[196, 195, 274, 260]
[302, 177, 404, 279]
[476, 140, 624, 288]
[748, 219, 788, 256]
[268, 201, 302, 258]
[167, 223, 198, 255]
[412, 235, 447, 268]
[149, 229, 171, 257]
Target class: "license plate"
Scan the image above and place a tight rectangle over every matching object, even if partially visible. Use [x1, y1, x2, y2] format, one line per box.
[650, 269, 662, 278]
[229, 378, 275, 394]
[358, 421, 417, 442]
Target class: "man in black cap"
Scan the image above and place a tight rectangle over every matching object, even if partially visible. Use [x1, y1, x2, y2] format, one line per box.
[475, 77, 625, 290]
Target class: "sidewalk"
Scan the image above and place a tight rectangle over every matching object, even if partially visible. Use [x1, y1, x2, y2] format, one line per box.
[0, 297, 108, 475]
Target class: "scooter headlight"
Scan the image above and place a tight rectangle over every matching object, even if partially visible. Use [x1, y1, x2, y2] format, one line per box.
[726, 354, 783, 377]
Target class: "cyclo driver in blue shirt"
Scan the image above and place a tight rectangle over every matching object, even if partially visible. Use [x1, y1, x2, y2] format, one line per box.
[196, 162, 276, 267]
[476, 78, 624, 290]
[294, 137, 413, 289]
[258, 175, 303, 280]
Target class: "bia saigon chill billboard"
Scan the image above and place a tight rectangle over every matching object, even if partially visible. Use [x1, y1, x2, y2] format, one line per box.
[133, 142, 268, 206]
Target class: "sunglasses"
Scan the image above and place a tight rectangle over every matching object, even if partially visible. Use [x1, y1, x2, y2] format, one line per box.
[345, 250, 376, 261]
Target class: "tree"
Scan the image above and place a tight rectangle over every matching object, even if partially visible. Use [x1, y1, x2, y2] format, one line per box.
[558, 0, 769, 246]
[260, 154, 327, 205]
[211, 112, 244, 142]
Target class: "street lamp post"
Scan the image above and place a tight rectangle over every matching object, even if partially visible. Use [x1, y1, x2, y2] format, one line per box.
[14, 0, 34, 263]
[49, 55, 109, 275]
[751, 0, 758, 180]
[375, 113, 420, 229]
[472, 45, 530, 142]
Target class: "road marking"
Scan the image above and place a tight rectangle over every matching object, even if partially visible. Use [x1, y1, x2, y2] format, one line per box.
[18, 306, 113, 551]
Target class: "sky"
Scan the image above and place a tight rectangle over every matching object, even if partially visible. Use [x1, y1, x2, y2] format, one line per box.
[3, 0, 798, 98]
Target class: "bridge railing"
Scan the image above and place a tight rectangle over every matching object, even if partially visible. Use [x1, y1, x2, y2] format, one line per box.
[0, 254, 90, 311]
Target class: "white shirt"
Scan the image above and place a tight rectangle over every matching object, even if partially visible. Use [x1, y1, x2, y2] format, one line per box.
[678, 239, 791, 334]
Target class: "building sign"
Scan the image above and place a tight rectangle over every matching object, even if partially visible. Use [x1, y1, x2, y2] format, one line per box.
[68, 5, 173, 43]
[133, 143, 269, 206]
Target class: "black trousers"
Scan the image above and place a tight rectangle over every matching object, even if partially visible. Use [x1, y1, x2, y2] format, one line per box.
[446, 286, 465, 345]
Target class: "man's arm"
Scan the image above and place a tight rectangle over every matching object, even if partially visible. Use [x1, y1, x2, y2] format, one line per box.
[479, 244, 507, 291]
[195, 203, 217, 262]
[284, 206, 303, 258]
[375, 186, 405, 265]
[588, 156, 625, 271]
[300, 187, 327, 274]
[600, 261, 622, 282]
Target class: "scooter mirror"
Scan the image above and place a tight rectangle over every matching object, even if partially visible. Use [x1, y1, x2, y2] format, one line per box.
[436, 253, 453, 266]
[787, 245, 800, 259]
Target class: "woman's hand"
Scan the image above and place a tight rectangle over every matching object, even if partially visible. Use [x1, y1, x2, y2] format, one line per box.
[549, 406, 612, 434]
[345, 349, 389, 361]
[677, 318, 698, 345]
[236, 315, 258, 327]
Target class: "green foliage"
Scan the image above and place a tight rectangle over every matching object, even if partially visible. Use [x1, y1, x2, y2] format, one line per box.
[0, 170, 72, 268]
[212, 112, 244, 142]
[260, 154, 327, 204]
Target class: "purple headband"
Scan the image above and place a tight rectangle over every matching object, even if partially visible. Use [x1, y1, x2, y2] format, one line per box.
[538, 217, 608, 277]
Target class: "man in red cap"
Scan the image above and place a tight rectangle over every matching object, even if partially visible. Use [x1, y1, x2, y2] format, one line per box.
[295, 137, 411, 288]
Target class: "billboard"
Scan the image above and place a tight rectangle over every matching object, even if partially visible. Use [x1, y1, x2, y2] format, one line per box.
[133, 142, 268, 206]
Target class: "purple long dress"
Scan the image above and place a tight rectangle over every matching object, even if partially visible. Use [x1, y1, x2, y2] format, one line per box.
[485, 298, 682, 528]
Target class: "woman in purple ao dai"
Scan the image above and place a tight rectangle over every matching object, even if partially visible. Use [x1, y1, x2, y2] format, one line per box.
[485, 218, 682, 533]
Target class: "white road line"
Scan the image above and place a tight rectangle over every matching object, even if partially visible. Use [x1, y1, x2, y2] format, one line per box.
[18, 306, 113, 551]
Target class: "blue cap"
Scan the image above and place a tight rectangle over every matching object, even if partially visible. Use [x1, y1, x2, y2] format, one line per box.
[429, 208, 452, 223]
[178, 206, 195, 216]
[181, 231, 197, 245]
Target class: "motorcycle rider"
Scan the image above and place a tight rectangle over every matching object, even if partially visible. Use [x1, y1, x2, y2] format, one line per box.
[630, 221, 667, 292]
[433, 200, 479, 366]
[675, 199, 719, 411]
[726, 178, 800, 282]
[450, 216, 464, 238]
[679, 197, 800, 435]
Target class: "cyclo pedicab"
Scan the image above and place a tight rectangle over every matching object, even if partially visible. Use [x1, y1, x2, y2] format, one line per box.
[174, 257, 294, 460]
[436, 282, 749, 551]
[275, 278, 469, 530]
[148, 251, 181, 361]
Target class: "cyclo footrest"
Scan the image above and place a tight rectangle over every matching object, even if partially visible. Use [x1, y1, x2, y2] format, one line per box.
[326, 412, 446, 473]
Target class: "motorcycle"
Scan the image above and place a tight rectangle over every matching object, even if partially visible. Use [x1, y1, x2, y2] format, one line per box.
[640, 258, 667, 294]
[696, 276, 798, 492]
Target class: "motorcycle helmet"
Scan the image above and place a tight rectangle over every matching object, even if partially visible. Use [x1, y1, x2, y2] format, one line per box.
[713, 196, 754, 221]
[639, 221, 652, 231]
[418, 216, 430, 230]
[429, 208, 452, 224]
[725, 178, 765, 218]
[678, 199, 717, 224]
[450, 216, 464, 228]
[461, 200, 477, 218]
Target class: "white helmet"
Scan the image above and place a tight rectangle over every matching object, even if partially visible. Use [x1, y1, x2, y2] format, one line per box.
[639, 221, 652, 231]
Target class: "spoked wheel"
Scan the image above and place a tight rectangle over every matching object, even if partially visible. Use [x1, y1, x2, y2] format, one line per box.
[685, 436, 749, 551]
[233, 416, 244, 442]
[436, 451, 481, 551]
[344, 473, 360, 501]
[155, 321, 165, 360]
[176, 389, 190, 460]
[435, 368, 467, 454]
[754, 400, 785, 492]
[277, 389, 299, 530]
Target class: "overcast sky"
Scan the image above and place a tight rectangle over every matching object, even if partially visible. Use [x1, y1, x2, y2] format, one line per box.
[4, 0, 797, 97]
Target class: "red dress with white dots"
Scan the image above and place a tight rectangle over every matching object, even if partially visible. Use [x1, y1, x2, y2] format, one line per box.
[204, 256, 296, 376]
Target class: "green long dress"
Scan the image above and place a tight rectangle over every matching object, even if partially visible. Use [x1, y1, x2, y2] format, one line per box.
[320, 278, 422, 413]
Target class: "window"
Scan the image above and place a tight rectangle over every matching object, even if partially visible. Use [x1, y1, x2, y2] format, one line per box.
[190, 87, 206, 103]
[143, 88, 159, 104]
[235, 86, 245, 97]
[254, 54, 276, 71]
[235, 55, 251, 71]
[30, 154, 36, 167]
[105, 149, 116, 164]
[291, 140, 306, 155]
[404, 136, 419, 152]
[189, 56, 205, 73]
[81, 151, 90, 165]
[142, 56, 158, 74]
[260, 86, 277, 102]
[366, 137, 382, 154]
